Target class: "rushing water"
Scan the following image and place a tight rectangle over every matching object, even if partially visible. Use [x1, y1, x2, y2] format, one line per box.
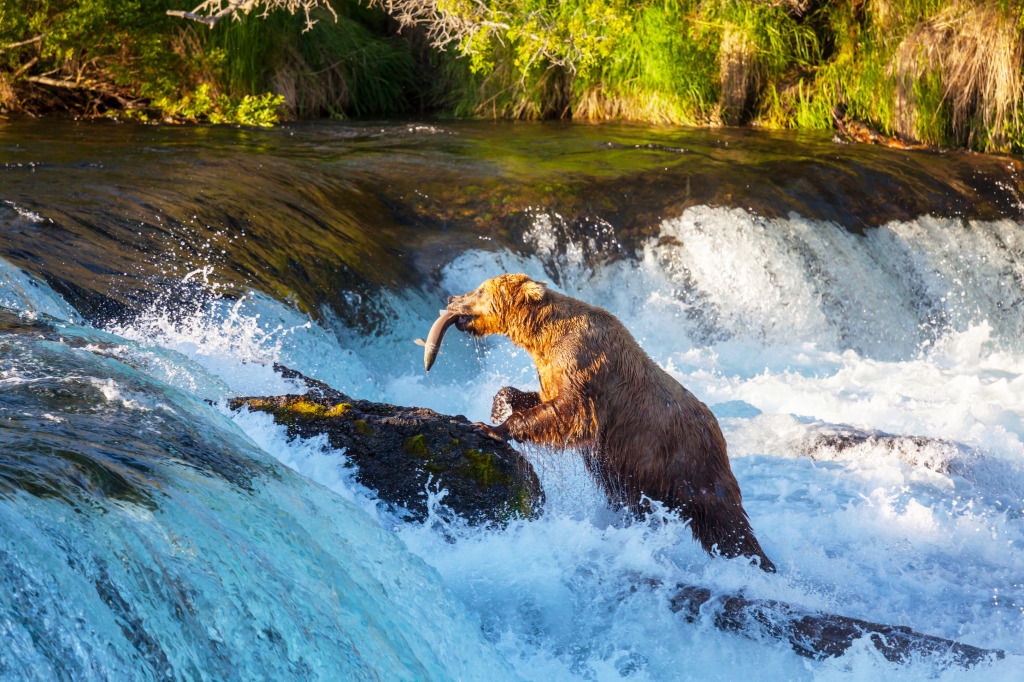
[2, 118, 1023, 680]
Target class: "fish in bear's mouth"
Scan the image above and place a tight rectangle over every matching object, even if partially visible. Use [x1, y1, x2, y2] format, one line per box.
[416, 310, 478, 372]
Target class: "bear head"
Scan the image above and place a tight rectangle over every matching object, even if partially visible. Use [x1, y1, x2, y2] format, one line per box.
[446, 273, 548, 337]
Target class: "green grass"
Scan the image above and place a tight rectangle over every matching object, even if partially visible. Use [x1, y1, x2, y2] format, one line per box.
[425, 0, 1024, 152]
[3, 0, 1024, 152]
[206, 5, 422, 118]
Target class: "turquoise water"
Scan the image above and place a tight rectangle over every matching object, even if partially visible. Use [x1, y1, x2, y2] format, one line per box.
[2, 119, 1023, 680]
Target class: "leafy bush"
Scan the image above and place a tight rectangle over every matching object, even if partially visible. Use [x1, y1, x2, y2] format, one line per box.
[0, 0, 436, 124]
[373, 0, 1024, 152]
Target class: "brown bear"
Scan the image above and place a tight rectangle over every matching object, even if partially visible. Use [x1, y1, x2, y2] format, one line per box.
[446, 273, 775, 572]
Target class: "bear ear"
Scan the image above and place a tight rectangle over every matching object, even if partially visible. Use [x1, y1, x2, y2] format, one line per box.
[521, 279, 547, 302]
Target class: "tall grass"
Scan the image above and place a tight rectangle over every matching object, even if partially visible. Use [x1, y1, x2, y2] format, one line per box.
[445, 0, 827, 127]
[708, 0, 824, 125]
[574, 2, 719, 125]
[894, 3, 1022, 150]
[205, 3, 423, 118]
[817, 0, 1023, 151]
[415, 0, 1024, 152]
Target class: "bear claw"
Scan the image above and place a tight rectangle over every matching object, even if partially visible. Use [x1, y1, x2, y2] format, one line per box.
[473, 422, 510, 441]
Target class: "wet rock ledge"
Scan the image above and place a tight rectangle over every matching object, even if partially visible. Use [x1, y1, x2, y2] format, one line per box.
[228, 365, 542, 524]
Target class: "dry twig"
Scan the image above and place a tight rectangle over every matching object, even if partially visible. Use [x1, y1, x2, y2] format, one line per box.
[11, 57, 40, 81]
[0, 33, 50, 53]
[166, 0, 335, 30]
[26, 75, 97, 90]
[367, 0, 592, 73]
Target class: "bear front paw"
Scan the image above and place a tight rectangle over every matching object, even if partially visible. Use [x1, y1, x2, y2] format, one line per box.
[472, 421, 511, 442]
[491, 386, 518, 423]
[491, 386, 541, 423]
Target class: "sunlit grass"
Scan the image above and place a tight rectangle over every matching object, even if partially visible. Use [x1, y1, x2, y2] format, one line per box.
[2, 0, 1022, 149]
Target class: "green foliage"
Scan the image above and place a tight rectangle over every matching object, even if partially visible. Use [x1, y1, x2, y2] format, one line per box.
[590, 2, 720, 123]
[424, 0, 1024, 151]
[149, 83, 286, 126]
[0, 0, 278, 123]
[3, 0, 1024, 151]
[704, 0, 822, 76]
[0, 0, 173, 74]
[0, 0, 435, 123]
[438, 0, 829, 125]
[908, 67, 952, 145]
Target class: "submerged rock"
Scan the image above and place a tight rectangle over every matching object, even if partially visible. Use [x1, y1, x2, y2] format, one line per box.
[799, 423, 970, 472]
[229, 365, 542, 525]
[663, 580, 1004, 667]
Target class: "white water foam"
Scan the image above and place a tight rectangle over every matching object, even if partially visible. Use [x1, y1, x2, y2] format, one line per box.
[9, 206, 1023, 679]
[382, 208, 1023, 678]
[1, 266, 520, 682]
[108, 287, 376, 401]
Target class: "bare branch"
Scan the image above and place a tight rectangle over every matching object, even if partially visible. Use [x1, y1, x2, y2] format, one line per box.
[165, 5, 243, 28]
[11, 56, 39, 80]
[166, 0, 335, 30]
[366, 0, 610, 76]
[1, 33, 51, 53]
[26, 75, 96, 90]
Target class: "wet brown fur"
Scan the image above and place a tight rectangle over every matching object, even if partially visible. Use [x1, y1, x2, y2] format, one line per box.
[448, 273, 775, 571]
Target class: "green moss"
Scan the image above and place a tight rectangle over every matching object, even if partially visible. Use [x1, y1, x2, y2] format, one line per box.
[241, 398, 305, 425]
[403, 434, 430, 458]
[326, 403, 353, 417]
[241, 397, 356, 427]
[423, 461, 447, 476]
[401, 435, 446, 474]
[287, 400, 327, 418]
[502, 481, 539, 521]
[457, 448, 510, 488]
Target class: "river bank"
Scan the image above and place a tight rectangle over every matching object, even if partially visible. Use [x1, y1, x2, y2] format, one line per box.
[2, 0, 1022, 154]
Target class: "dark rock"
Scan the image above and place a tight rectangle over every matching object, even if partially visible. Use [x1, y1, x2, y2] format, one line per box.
[663, 580, 1004, 667]
[228, 365, 542, 525]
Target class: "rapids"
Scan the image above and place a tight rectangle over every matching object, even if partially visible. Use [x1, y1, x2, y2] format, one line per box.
[1, 119, 1023, 680]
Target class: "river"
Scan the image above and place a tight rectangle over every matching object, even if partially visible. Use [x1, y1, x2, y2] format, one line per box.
[1, 118, 1022, 680]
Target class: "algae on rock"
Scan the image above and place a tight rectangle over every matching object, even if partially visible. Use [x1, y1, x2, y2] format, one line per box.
[229, 365, 543, 525]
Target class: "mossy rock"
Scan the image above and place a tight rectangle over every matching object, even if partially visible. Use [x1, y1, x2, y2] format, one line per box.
[229, 365, 543, 525]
